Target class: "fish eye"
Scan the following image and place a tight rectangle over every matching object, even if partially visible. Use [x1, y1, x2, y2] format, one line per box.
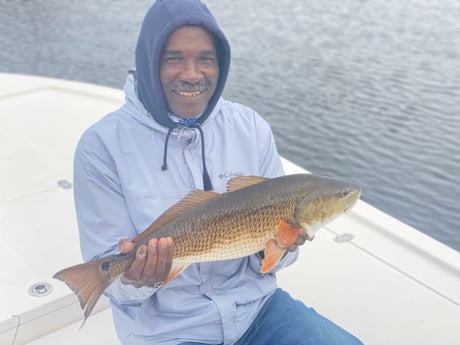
[338, 188, 351, 199]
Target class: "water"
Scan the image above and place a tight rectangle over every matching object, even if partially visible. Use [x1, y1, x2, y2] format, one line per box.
[1, 0, 459, 252]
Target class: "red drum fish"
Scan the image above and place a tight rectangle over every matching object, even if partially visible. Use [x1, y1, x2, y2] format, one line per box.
[53, 174, 361, 324]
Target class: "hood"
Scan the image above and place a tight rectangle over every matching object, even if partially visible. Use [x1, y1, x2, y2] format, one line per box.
[135, 0, 231, 129]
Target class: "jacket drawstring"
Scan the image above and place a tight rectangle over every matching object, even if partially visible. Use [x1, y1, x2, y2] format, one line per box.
[161, 125, 213, 191]
[161, 127, 174, 171]
[195, 125, 213, 191]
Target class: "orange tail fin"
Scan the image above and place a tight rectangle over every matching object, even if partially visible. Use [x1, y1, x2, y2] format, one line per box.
[53, 258, 117, 327]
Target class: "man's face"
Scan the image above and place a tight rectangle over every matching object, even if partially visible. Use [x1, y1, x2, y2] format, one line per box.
[160, 26, 219, 118]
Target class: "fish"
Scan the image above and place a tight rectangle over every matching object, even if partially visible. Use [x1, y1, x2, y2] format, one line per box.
[53, 173, 361, 325]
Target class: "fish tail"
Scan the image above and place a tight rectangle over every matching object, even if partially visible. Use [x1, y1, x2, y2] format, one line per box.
[53, 257, 117, 325]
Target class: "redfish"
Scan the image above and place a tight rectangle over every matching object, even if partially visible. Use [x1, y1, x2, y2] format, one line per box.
[53, 174, 361, 324]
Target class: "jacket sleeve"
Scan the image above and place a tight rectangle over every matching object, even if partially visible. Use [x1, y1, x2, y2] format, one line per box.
[73, 134, 157, 303]
[249, 113, 300, 273]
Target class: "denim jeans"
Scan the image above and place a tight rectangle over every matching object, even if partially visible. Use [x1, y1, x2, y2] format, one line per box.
[181, 288, 363, 345]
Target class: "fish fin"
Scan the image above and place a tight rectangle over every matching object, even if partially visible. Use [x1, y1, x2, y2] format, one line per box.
[133, 190, 220, 243]
[53, 257, 117, 325]
[276, 220, 301, 248]
[162, 263, 189, 286]
[260, 239, 286, 273]
[226, 175, 269, 192]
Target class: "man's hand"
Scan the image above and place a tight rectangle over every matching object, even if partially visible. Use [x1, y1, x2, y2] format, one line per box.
[118, 237, 175, 288]
[286, 228, 313, 252]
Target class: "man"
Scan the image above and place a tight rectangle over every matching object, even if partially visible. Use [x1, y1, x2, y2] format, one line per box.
[73, 0, 363, 344]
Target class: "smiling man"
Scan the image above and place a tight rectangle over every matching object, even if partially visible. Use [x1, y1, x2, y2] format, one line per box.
[72, 0, 363, 344]
[160, 26, 219, 118]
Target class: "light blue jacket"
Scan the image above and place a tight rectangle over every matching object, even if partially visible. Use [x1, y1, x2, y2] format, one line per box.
[73, 74, 299, 345]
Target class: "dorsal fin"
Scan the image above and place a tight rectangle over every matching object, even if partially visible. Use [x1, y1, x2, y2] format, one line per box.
[133, 190, 220, 244]
[226, 176, 269, 192]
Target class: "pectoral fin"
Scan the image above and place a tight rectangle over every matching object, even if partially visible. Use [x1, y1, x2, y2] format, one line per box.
[260, 239, 286, 273]
[260, 220, 302, 274]
[276, 220, 301, 248]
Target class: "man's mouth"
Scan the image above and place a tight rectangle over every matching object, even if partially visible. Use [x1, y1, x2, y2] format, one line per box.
[173, 88, 205, 97]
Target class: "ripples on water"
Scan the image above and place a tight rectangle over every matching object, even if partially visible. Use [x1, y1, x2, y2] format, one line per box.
[1, 0, 459, 251]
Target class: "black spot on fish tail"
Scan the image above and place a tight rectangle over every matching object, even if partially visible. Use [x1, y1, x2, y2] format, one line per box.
[101, 261, 110, 271]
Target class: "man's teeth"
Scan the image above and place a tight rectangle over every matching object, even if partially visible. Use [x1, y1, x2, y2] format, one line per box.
[176, 90, 202, 97]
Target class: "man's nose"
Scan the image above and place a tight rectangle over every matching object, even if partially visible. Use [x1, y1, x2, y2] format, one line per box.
[181, 60, 202, 83]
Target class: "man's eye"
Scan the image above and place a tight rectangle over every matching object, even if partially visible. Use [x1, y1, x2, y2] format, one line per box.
[199, 57, 216, 64]
[164, 57, 182, 63]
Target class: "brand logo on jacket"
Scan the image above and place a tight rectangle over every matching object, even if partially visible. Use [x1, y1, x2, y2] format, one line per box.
[218, 171, 244, 179]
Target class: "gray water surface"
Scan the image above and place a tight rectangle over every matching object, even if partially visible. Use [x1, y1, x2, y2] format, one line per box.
[1, 0, 459, 251]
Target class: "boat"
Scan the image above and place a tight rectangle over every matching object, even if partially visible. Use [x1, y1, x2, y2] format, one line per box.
[1, 73, 459, 345]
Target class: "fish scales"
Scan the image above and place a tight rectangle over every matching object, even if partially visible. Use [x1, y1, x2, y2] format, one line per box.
[140, 178, 300, 261]
[53, 173, 361, 325]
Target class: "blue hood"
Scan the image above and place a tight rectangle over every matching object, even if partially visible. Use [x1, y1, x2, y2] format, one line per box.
[135, 0, 231, 129]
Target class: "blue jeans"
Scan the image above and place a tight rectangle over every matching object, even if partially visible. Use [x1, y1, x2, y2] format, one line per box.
[181, 288, 363, 345]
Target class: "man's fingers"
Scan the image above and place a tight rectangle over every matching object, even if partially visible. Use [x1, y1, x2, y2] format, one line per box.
[144, 237, 173, 283]
[123, 244, 147, 283]
[142, 238, 159, 282]
[296, 230, 308, 246]
[121, 237, 175, 287]
[155, 237, 174, 281]
[119, 239, 134, 253]
[286, 229, 309, 252]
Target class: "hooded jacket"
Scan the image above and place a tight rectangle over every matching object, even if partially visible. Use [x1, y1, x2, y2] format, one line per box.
[136, 0, 231, 191]
[73, 1, 297, 344]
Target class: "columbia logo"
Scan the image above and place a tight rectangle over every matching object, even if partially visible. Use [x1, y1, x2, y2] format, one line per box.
[218, 172, 244, 179]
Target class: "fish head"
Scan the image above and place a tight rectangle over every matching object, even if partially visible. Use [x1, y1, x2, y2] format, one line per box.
[293, 175, 361, 238]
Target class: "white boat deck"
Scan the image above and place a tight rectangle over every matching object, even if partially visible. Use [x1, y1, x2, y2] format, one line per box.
[1, 73, 459, 345]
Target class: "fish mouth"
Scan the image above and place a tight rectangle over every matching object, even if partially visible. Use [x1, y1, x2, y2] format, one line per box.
[300, 222, 317, 240]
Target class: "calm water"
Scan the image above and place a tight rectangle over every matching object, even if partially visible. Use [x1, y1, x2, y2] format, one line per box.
[1, 0, 459, 252]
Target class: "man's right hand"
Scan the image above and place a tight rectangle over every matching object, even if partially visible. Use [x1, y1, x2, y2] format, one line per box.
[118, 237, 175, 288]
